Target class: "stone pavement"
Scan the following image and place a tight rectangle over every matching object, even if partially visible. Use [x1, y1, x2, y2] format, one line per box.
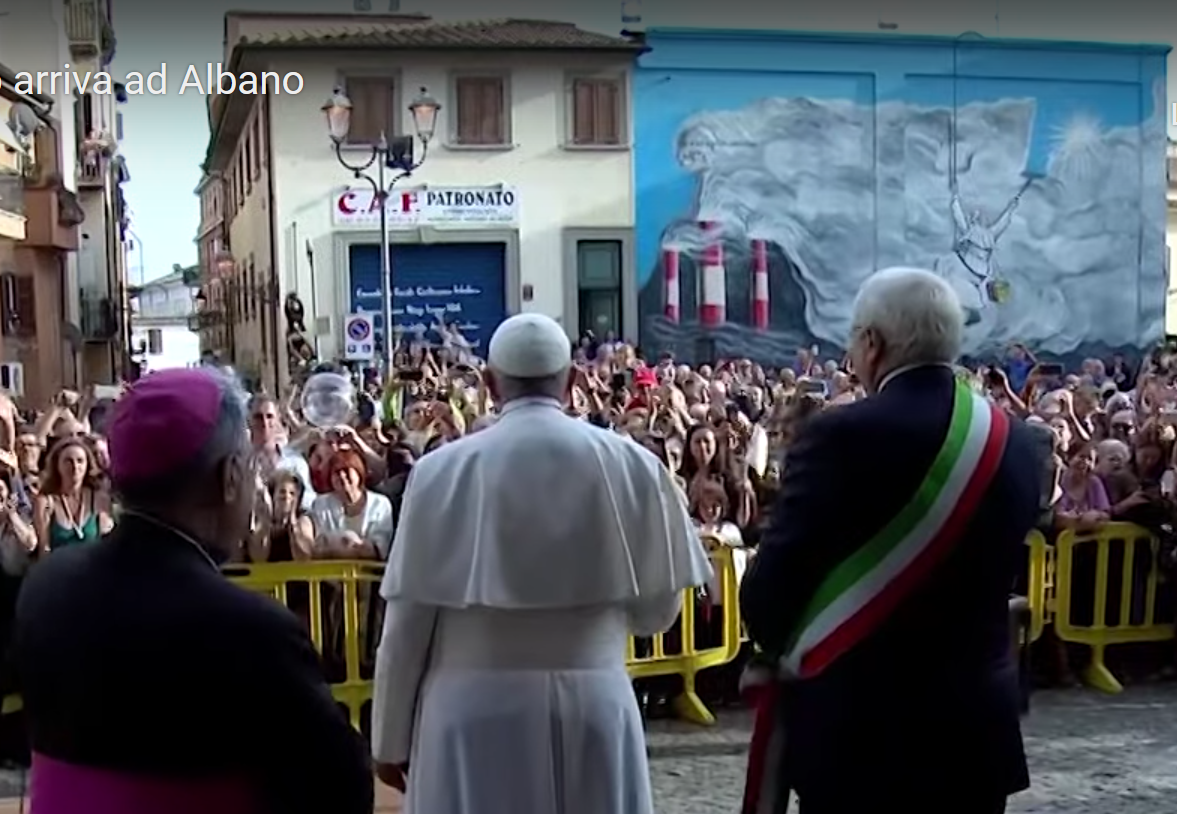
[1, 685, 1176, 812]
[646, 685, 1177, 813]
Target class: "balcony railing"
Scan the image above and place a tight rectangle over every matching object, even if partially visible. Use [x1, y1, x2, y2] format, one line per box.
[77, 156, 106, 189]
[0, 168, 25, 219]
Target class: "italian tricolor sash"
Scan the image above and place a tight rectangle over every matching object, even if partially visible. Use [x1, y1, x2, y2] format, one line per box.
[781, 380, 1009, 679]
[741, 381, 1008, 813]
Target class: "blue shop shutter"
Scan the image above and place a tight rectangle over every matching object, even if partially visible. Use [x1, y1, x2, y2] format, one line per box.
[349, 242, 507, 354]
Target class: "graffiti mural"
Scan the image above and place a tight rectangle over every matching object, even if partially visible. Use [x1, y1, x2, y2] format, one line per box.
[634, 30, 1170, 363]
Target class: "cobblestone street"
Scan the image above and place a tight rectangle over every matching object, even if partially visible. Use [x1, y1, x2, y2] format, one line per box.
[647, 685, 1177, 813]
[0, 686, 1174, 812]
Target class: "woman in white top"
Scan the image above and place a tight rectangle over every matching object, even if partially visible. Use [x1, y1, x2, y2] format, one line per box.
[311, 448, 394, 561]
[690, 478, 748, 602]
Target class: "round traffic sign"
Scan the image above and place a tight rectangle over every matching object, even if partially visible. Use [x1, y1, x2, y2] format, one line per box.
[346, 317, 371, 341]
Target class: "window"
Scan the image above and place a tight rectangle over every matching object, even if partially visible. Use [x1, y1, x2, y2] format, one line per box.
[453, 75, 508, 145]
[147, 328, 162, 355]
[0, 274, 35, 338]
[244, 130, 253, 193]
[576, 241, 622, 338]
[568, 77, 623, 146]
[253, 109, 265, 177]
[246, 259, 255, 320]
[344, 76, 397, 145]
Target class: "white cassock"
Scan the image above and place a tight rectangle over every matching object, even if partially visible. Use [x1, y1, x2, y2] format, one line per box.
[372, 396, 713, 814]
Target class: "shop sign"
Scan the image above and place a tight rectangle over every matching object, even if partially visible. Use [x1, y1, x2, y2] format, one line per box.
[333, 185, 517, 227]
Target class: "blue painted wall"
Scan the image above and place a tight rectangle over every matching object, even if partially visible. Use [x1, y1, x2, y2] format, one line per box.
[348, 243, 506, 353]
[635, 29, 1170, 363]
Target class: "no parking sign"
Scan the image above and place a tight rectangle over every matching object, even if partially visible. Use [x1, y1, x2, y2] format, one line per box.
[343, 313, 375, 361]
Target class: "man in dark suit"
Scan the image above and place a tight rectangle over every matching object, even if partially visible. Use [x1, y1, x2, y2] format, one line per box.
[740, 267, 1041, 814]
[13, 368, 372, 814]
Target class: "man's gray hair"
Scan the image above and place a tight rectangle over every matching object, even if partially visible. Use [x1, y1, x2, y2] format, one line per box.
[117, 366, 250, 505]
[851, 267, 963, 367]
[492, 372, 568, 403]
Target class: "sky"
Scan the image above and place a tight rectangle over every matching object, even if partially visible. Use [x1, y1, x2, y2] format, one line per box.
[103, 0, 1175, 281]
[108, 0, 623, 281]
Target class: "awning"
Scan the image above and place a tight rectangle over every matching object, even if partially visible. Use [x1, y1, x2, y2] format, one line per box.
[0, 122, 27, 156]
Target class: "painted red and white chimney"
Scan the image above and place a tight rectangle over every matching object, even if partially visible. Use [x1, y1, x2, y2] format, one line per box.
[751, 238, 769, 330]
[698, 221, 726, 327]
[662, 247, 680, 323]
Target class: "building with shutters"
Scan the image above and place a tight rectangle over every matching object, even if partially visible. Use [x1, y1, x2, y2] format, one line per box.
[196, 12, 640, 390]
[129, 266, 200, 373]
[0, 0, 133, 403]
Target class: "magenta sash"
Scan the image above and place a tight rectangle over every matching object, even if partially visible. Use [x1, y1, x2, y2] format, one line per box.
[30, 752, 260, 814]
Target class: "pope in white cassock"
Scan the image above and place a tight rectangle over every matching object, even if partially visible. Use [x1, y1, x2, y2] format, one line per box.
[372, 313, 713, 814]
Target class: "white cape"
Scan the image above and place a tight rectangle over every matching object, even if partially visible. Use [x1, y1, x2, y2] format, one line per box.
[382, 397, 713, 607]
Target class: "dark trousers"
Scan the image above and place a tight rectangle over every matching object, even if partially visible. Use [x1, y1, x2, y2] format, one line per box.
[800, 796, 1005, 814]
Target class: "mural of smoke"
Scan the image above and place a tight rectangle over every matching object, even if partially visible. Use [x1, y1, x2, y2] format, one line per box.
[638, 81, 1168, 362]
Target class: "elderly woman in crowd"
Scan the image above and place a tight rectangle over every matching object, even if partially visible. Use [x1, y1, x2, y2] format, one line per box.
[311, 449, 394, 560]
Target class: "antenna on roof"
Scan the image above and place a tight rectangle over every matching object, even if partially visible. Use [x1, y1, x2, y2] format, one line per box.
[621, 0, 643, 34]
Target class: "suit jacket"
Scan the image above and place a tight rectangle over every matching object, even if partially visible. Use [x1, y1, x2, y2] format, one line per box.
[740, 365, 1040, 801]
[13, 514, 373, 814]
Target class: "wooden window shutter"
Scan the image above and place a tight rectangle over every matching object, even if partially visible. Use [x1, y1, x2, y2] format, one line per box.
[571, 79, 622, 145]
[571, 80, 595, 144]
[455, 77, 505, 145]
[346, 77, 395, 144]
[12, 277, 35, 337]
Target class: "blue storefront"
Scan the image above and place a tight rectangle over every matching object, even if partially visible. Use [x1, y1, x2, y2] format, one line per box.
[348, 242, 508, 354]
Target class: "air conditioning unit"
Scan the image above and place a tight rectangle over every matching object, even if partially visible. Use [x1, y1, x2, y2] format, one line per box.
[0, 363, 24, 398]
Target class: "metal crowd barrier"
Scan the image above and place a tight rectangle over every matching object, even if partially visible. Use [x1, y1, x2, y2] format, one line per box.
[1053, 522, 1175, 693]
[221, 542, 745, 729]
[17, 525, 1147, 717]
[626, 543, 743, 725]
[1024, 529, 1053, 645]
[220, 560, 385, 729]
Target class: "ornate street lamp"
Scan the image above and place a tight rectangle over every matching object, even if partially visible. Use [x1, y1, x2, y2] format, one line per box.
[408, 88, 439, 145]
[322, 86, 439, 376]
[322, 89, 352, 144]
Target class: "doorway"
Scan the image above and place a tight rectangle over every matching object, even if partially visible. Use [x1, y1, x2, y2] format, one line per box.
[576, 240, 621, 338]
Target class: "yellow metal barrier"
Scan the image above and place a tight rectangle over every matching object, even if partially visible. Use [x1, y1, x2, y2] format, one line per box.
[1053, 522, 1174, 693]
[1025, 529, 1053, 644]
[224, 544, 744, 729]
[626, 543, 742, 726]
[221, 560, 385, 729]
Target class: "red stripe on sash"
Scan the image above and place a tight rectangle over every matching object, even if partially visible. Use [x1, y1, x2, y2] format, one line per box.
[741, 682, 781, 814]
[798, 403, 1009, 678]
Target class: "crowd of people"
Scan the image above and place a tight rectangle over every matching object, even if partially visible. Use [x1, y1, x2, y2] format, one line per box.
[0, 267, 1171, 814]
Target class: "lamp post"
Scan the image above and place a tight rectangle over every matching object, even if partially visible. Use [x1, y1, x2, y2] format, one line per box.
[323, 86, 439, 377]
